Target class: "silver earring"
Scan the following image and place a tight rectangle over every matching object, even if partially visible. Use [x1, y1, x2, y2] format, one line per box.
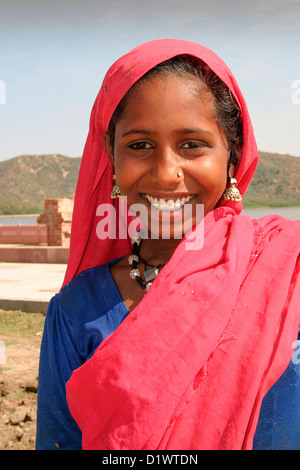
[223, 164, 242, 202]
[177, 170, 183, 178]
[110, 174, 121, 199]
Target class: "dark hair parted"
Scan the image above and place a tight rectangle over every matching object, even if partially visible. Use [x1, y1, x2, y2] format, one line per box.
[108, 55, 243, 166]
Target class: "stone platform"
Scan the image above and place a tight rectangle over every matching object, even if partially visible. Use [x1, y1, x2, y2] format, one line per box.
[0, 262, 67, 314]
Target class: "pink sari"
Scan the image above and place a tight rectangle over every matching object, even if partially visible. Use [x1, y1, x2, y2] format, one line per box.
[64, 40, 300, 450]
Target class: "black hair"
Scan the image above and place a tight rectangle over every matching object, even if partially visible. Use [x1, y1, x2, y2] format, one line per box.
[108, 55, 243, 166]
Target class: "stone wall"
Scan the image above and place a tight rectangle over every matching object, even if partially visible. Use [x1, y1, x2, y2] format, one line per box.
[0, 224, 47, 244]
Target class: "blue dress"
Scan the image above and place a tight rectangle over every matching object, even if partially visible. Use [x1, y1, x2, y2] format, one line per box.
[36, 259, 300, 450]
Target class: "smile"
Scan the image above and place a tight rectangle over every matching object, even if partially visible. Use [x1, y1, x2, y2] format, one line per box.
[144, 194, 195, 211]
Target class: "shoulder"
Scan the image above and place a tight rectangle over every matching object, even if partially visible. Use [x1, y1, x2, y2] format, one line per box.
[248, 215, 300, 272]
[252, 214, 300, 241]
[59, 263, 109, 303]
[49, 258, 123, 324]
[45, 258, 128, 359]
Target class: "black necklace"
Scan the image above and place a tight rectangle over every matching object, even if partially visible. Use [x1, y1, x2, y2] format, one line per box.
[128, 233, 165, 291]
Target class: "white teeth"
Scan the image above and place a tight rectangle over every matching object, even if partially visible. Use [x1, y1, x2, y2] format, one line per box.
[145, 194, 193, 211]
[158, 198, 167, 209]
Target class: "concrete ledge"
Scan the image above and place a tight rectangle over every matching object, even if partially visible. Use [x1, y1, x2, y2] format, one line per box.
[0, 245, 69, 263]
[0, 298, 49, 314]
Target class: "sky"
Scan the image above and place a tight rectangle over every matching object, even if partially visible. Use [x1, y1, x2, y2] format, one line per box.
[0, 0, 300, 162]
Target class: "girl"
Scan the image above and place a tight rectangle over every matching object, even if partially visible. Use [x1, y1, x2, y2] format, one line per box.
[36, 39, 300, 450]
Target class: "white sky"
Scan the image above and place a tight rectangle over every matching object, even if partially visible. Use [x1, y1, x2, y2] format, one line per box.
[0, 0, 300, 161]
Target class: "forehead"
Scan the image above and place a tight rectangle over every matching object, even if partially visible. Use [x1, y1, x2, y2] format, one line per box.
[117, 74, 217, 130]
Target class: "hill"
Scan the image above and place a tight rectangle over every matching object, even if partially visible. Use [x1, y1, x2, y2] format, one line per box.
[0, 152, 299, 214]
[0, 154, 81, 214]
[243, 151, 300, 208]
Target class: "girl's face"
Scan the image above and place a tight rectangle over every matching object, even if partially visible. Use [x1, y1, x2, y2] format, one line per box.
[105, 74, 229, 238]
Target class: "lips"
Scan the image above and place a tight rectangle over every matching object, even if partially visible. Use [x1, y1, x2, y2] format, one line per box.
[143, 194, 195, 211]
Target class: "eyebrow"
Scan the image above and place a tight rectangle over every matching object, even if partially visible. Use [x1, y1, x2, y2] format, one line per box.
[121, 127, 214, 138]
[174, 128, 214, 137]
[121, 128, 157, 138]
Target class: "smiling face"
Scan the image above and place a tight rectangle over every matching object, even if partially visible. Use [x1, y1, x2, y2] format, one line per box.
[104, 73, 229, 238]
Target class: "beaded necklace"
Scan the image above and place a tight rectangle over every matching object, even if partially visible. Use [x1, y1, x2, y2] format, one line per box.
[128, 233, 165, 292]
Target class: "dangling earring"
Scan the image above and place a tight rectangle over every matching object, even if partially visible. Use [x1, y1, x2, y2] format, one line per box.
[110, 174, 121, 199]
[223, 164, 242, 202]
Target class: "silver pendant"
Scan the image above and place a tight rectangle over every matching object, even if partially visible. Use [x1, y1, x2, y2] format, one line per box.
[144, 267, 159, 283]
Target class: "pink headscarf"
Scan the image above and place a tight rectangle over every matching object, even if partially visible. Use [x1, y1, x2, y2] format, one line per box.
[65, 40, 300, 450]
[62, 39, 257, 287]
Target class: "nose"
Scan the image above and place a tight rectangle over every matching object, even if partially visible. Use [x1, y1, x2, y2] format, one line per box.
[151, 146, 182, 187]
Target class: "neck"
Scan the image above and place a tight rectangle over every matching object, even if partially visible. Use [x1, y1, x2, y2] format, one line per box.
[139, 236, 181, 266]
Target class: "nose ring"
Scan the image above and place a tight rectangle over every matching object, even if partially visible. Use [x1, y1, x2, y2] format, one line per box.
[177, 170, 183, 178]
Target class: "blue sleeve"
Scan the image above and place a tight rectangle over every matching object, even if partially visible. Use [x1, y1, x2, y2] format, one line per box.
[253, 335, 300, 450]
[36, 295, 83, 450]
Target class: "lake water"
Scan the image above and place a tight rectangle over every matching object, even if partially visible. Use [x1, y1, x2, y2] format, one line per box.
[0, 207, 300, 225]
[0, 215, 39, 225]
[241, 207, 300, 220]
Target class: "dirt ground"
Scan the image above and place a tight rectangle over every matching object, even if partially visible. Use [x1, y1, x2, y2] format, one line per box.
[0, 311, 44, 450]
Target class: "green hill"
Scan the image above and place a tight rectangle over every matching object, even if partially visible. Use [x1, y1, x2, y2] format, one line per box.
[0, 152, 299, 214]
[243, 151, 300, 208]
[0, 154, 81, 214]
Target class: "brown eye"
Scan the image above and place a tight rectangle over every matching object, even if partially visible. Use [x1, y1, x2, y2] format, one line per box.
[181, 141, 205, 149]
[129, 142, 153, 150]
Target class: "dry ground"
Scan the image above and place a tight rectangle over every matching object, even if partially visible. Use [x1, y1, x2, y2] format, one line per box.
[0, 310, 45, 450]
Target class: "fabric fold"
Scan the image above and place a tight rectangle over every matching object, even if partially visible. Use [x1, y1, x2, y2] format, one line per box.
[63, 39, 300, 450]
[66, 211, 300, 449]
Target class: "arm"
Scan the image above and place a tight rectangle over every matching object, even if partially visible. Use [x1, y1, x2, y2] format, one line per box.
[253, 331, 300, 450]
[36, 296, 83, 450]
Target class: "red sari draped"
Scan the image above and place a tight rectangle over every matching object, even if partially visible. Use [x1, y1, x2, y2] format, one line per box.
[63, 40, 300, 450]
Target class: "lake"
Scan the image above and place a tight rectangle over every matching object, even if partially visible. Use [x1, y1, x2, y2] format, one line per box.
[0, 207, 300, 225]
[0, 215, 39, 225]
[241, 207, 300, 220]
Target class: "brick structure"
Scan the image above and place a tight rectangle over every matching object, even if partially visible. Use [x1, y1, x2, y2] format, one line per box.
[38, 198, 74, 247]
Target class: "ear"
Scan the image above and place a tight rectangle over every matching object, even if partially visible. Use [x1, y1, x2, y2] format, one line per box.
[104, 132, 114, 163]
